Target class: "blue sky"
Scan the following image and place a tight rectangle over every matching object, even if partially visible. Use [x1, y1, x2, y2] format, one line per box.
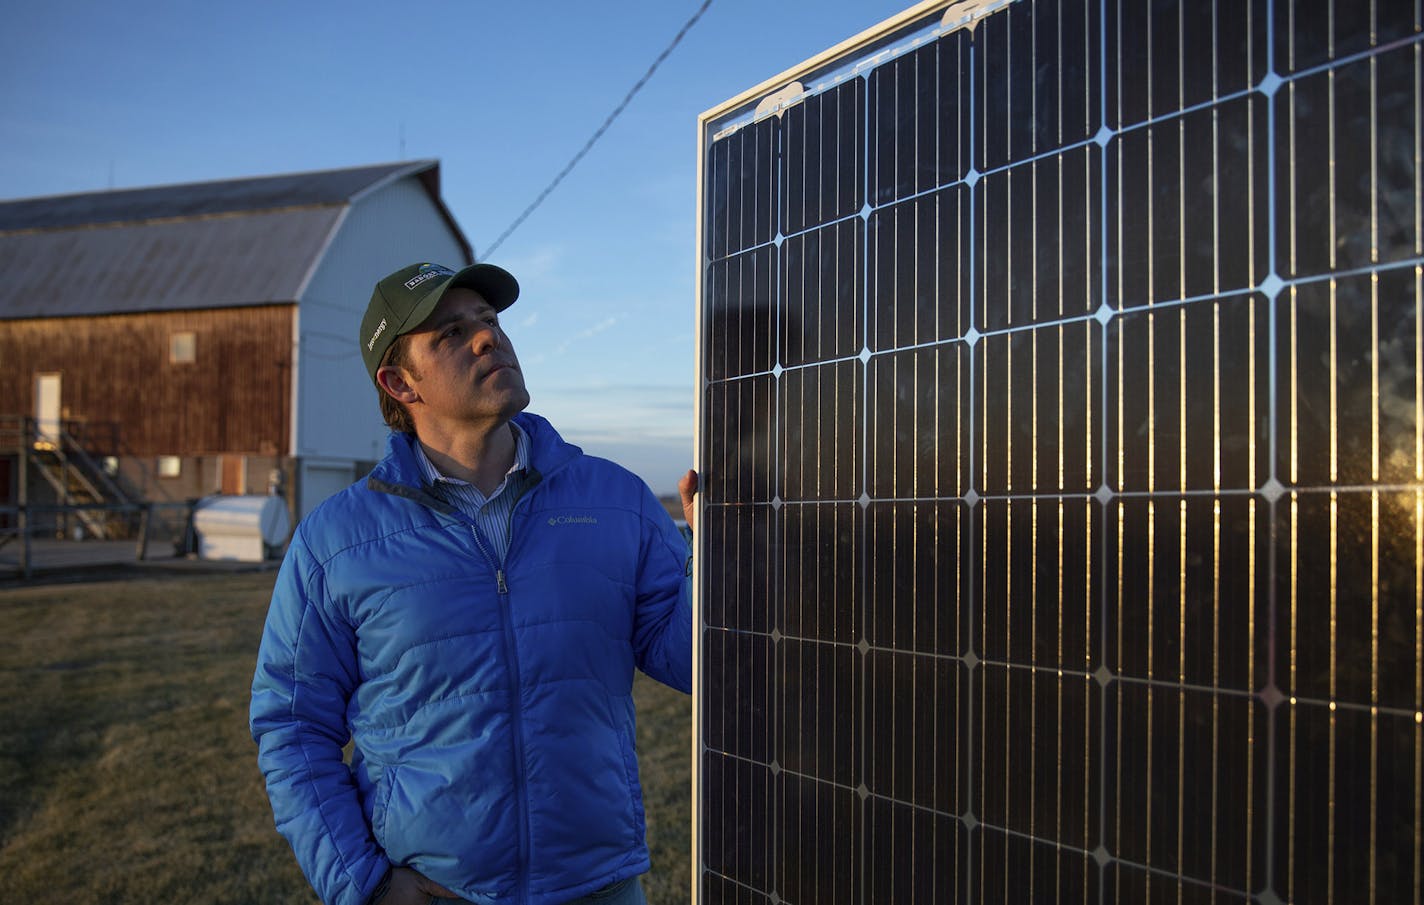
[0, 0, 915, 495]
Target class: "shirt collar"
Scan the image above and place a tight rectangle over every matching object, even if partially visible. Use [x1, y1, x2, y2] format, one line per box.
[413, 421, 530, 488]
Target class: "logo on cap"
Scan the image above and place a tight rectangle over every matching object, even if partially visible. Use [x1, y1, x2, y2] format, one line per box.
[404, 264, 455, 291]
[366, 318, 388, 351]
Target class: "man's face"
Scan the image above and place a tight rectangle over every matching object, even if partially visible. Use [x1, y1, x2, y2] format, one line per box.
[387, 287, 531, 431]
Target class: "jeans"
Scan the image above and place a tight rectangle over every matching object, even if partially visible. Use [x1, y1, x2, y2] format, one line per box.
[568, 876, 647, 905]
[435, 875, 648, 905]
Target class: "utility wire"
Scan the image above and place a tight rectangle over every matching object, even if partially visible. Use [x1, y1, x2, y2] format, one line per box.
[481, 0, 713, 259]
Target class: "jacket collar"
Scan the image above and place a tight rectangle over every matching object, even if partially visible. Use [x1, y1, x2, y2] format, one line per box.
[366, 411, 580, 500]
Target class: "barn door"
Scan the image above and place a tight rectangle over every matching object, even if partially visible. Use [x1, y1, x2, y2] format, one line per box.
[34, 373, 60, 446]
[221, 455, 246, 495]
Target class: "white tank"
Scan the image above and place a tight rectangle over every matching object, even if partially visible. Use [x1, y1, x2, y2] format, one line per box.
[191, 495, 291, 562]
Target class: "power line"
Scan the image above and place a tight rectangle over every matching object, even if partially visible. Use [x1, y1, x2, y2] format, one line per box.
[481, 0, 713, 259]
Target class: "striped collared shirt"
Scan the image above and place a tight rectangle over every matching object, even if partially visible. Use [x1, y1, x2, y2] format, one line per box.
[413, 422, 532, 563]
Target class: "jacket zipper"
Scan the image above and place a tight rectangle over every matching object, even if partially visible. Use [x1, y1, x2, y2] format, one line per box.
[468, 500, 532, 905]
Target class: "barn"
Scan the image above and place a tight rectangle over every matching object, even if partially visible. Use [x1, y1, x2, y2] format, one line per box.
[0, 160, 474, 537]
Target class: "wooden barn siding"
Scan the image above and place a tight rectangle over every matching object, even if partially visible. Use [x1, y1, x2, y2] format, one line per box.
[0, 305, 292, 456]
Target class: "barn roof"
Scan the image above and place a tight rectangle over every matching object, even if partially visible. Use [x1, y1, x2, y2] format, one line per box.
[0, 160, 472, 318]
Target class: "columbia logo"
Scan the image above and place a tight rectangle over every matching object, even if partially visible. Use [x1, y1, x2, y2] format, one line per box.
[548, 515, 598, 526]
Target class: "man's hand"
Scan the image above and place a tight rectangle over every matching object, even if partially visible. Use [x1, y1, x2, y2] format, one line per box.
[678, 469, 699, 532]
[375, 867, 457, 904]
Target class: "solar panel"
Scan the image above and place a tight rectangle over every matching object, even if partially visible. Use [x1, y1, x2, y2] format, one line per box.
[694, 0, 1424, 902]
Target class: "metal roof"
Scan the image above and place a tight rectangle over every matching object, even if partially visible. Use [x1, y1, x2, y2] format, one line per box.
[0, 160, 473, 318]
[0, 207, 344, 317]
[0, 161, 431, 231]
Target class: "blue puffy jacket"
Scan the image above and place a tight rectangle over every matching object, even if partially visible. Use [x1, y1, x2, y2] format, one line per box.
[250, 413, 692, 905]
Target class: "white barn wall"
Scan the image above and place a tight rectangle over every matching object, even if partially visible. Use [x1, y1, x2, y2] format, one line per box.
[295, 176, 468, 465]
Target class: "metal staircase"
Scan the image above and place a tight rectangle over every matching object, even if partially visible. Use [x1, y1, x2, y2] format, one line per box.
[31, 442, 131, 539]
[2, 417, 136, 540]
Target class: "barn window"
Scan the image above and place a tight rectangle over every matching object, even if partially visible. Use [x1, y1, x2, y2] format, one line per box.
[169, 331, 196, 364]
[157, 456, 182, 478]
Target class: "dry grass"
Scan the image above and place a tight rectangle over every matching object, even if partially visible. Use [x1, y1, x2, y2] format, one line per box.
[0, 570, 692, 903]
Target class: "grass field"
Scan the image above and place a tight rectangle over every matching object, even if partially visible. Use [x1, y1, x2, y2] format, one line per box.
[0, 570, 692, 902]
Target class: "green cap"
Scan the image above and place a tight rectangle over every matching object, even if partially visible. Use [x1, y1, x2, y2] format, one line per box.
[360, 261, 520, 383]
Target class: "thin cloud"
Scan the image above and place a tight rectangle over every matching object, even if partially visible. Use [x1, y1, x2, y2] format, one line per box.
[528, 381, 692, 444]
[551, 315, 621, 356]
[487, 244, 562, 282]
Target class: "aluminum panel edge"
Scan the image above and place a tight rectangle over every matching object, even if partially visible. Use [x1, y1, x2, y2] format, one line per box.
[690, 112, 706, 905]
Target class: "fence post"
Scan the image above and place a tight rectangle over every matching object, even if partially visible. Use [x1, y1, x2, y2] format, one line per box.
[60, 456, 70, 540]
[135, 504, 150, 561]
[18, 442, 30, 579]
[19, 503, 30, 580]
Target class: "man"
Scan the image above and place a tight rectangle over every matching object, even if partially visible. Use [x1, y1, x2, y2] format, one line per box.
[250, 261, 697, 905]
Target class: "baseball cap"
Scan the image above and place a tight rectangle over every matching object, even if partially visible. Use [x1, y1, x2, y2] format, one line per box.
[359, 262, 520, 383]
